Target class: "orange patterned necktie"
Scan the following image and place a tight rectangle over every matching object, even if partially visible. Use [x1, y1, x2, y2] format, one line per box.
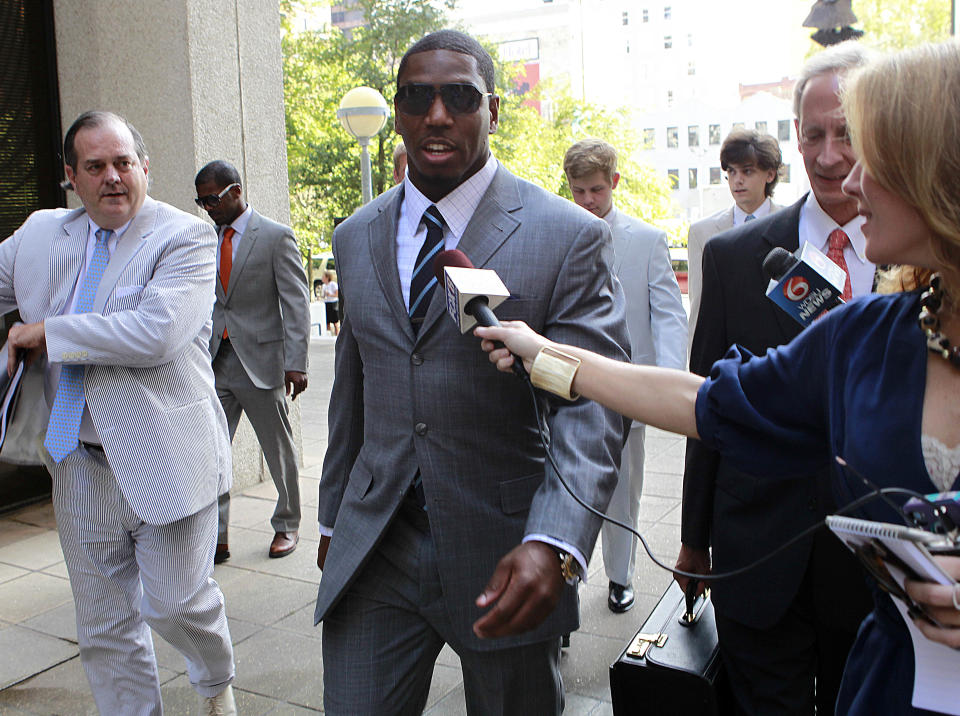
[220, 227, 236, 338]
[827, 228, 852, 301]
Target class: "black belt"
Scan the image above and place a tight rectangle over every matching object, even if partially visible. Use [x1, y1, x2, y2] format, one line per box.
[81, 441, 104, 454]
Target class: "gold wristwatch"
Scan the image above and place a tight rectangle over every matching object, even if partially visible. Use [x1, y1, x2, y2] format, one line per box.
[552, 548, 579, 584]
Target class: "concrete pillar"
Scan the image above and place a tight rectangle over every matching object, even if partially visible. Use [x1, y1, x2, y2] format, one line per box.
[52, 0, 300, 491]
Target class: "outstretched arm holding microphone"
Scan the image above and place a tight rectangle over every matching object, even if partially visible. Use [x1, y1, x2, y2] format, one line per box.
[475, 321, 702, 440]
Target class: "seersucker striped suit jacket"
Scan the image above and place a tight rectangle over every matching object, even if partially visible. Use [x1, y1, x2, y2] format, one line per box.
[0, 196, 231, 526]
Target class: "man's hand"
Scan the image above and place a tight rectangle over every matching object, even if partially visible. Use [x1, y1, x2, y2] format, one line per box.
[674, 544, 711, 597]
[6, 321, 46, 376]
[473, 541, 564, 639]
[317, 534, 330, 570]
[285, 370, 308, 400]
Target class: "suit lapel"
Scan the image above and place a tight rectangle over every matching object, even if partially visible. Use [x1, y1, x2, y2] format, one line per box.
[223, 210, 259, 303]
[366, 190, 414, 342]
[416, 166, 521, 339]
[93, 198, 155, 313]
[49, 211, 87, 317]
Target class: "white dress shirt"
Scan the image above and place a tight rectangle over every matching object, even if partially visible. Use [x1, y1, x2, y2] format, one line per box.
[799, 192, 874, 297]
[396, 154, 498, 306]
[217, 203, 253, 264]
[733, 197, 774, 227]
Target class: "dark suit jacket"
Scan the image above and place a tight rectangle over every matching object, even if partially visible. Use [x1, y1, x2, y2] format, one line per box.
[313, 165, 631, 650]
[682, 195, 870, 629]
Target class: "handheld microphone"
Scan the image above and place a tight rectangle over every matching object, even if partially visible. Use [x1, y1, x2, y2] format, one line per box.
[762, 244, 845, 327]
[433, 249, 528, 379]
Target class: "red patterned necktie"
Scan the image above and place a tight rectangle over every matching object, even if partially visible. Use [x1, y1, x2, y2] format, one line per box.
[826, 228, 852, 301]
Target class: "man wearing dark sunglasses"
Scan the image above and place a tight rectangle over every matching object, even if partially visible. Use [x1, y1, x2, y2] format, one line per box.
[315, 29, 630, 715]
[194, 160, 311, 565]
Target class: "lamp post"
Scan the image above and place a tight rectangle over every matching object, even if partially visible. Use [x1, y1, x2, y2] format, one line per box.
[337, 86, 389, 205]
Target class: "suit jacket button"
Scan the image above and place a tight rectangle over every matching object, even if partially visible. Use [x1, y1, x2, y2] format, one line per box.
[415, 422, 427, 436]
[411, 353, 423, 366]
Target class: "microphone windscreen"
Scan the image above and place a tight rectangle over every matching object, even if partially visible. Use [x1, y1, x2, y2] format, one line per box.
[762, 247, 798, 282]
[433, 249, 474, 286]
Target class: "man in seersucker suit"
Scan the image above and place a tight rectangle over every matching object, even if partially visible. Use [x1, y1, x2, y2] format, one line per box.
[314, 29, 630, 715]
[194, 159, 311, 564]
[2, 111, 236, 714]
[686, 128, 783, 344]
[564, 138, 687, 615]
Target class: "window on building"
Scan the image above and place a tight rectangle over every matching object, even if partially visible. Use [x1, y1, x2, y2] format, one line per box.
[755, 120, 768, 134]
[688, 125, 699, 147]
[688, 168, 698, 189]
[732, 121, 745, 131]
[779, 165, 791, 183]
[667, 169, 679, 189]
[664, 6, 672, 20]
[667, 90, 674, 106]
[643, 128, 655, 148]
[626, 40, 630, 53]
[642, 8, 649, 22]
[622, 11, 629, 25]
[687, 61, 695, 75]
[667, 126, 678, 148]
[778, 119, 791, 141]
[710, 167, 722, 184]
[708, 124, 721, 145]
[664, 35, 672, 49]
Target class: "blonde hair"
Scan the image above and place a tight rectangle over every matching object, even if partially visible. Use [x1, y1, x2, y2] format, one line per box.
[323, 269, 337, 282]
[843, 41, 960, 297]
[563, 138, 617, 184]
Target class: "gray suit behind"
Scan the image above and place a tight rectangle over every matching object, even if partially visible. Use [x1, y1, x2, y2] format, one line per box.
[315, 165, 630, 685]
[601, 207, 686, 586]
[209, 209, 310, 539]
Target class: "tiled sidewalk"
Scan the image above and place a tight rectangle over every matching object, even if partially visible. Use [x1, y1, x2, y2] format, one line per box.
[0, 337, 686, 714]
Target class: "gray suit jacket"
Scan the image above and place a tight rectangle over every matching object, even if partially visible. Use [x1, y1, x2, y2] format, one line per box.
[314, 165, 631, 649]
[686, 202, 782, 344]
[606, 207, 686, 373]
[209, 210, 310, 389]
[0, 197, 231, 526]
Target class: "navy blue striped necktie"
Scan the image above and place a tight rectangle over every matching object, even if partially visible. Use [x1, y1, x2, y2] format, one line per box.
[408, 206, 446, 334]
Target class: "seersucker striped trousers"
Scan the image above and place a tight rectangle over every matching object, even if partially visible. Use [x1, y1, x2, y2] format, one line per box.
[51, 445, 234, 714]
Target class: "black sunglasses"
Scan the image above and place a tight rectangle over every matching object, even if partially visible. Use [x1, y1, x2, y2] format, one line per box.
[395, 83, 491, 116]
[195, 183, 239, 208]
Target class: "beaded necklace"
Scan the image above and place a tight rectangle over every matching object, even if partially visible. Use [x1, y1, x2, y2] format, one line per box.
[918, 273, 960, 368]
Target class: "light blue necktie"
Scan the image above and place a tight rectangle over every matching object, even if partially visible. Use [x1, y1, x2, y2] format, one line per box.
[44, 228, 111, 462]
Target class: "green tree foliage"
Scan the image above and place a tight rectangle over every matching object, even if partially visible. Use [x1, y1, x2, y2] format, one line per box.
[855, 0, 951, 51]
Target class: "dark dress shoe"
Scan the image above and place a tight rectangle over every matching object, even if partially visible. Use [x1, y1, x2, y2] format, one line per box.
[608, 581, 635, 613]
[269, 531, 299, 558]
[214, 544, 230, 564]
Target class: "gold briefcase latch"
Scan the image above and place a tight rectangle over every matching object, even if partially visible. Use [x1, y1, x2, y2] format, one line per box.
[626, 631, 668, 659]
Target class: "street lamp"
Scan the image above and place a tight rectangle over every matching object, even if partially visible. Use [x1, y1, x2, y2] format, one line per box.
[337, 86, 389, 204]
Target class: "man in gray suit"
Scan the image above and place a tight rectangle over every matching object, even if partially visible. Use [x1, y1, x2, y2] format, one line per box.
[3, 111, 236, 714]
[686, 129, 783, 342]
[314, 30, 630, 714]
[195, 160, 310, 562]
[564, 138, 687, 614]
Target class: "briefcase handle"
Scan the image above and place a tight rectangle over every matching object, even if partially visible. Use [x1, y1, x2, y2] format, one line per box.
[680, 580, 709, 627]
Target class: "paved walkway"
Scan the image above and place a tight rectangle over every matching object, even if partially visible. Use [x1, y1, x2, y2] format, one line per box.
[0, 335, 686, 714]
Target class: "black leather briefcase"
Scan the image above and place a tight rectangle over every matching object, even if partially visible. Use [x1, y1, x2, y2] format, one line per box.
[609, 581, 734, 716]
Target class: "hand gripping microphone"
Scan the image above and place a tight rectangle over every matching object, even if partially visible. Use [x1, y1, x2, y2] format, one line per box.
[762, 244, 846, 327]
[432, 249, 528, 379]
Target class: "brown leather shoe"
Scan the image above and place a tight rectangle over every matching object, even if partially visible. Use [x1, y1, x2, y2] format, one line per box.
[214, 543, 230, 564]
[269, 531, 299, 558]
